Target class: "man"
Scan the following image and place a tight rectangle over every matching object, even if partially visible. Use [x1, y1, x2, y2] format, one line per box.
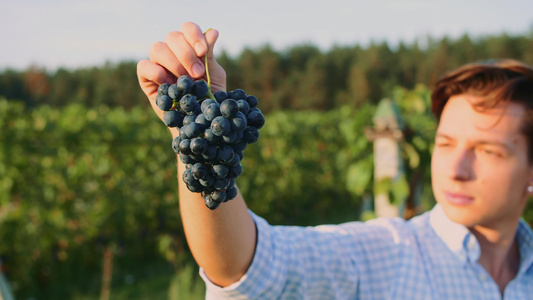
[137, 22, 533, 299]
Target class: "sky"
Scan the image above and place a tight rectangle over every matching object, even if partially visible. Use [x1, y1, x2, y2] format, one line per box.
[1, 0, 532, 71]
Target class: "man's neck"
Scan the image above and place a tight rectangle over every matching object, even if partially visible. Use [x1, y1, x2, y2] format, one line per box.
[470, 223, 520, 295]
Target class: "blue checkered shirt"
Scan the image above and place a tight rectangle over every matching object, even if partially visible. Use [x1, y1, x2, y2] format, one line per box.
[200, 204, 533, 299]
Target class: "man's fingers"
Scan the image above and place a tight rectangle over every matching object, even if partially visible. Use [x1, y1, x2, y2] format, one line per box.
[136, 59, 172, 100]
[149, 41, 187, 79]
[137, 59, 180, 137]
[166, 31, 205, 79]
[204, 29, 219, 61]
[181, 22, 208, 57]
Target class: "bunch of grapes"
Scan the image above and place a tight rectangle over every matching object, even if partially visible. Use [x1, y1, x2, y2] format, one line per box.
[155, 75, 265, 210]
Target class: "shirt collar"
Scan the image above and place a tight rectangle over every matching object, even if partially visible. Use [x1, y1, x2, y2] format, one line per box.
[429, 204, 480, 265]
[429, 204, 533, 273]
[516, 219, 533, 274]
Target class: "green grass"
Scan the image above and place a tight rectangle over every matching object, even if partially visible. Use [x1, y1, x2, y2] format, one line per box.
[18, 262, 206, 300]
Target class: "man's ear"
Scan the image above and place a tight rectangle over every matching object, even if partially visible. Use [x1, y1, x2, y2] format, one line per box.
[528, 169, 533, 196]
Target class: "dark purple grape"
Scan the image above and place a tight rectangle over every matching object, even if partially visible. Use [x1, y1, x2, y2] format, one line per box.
[242, 126, 259, 143]
[195, 114, 210, 129]
[158, 83, 170, 95]
[201, 98, 217, 112]
[236, 151, 244, 161]
[228, 163, 242, 178]
[222, 131, 238, 144]
[172, 136, 181, 154]
[156, 94, 174, 111]
[212, 164, 229, 179]
[248, 107, 261, 114]
[225, 186, 238, 201]
[192, 80, 209, 98]
[179, 139, 192, 155]
[179, 126, 188, 140]
[232, 141, 247, 153]
[235, 131, 244, 142]
[199, 174, 215, 187]
[217, 145, 234, 163]
[179, 153, 198, 165]
[190, 137, 208, 155]
[227, 154, 240, 167]
[204, 128, 222, 144]
[177, 75, 194, 94]
[202, 144, 218, 161]
[187, 181, 203, 193]
[228, 178, 235, 189]
[168, 84, 181, 100]
[191, 162, 208, 180]
[182, 114, 197, 126]
[180, 94, 199, 114]
[183, 122, 202, 138]
[213, 177, 230, 190]
[230, 89, 246, 100]
[211, 116, 231, 136]
[204, 102, 222, 121]
[237, 99, 250, 115]
[214, 91, 228, 103]
[247, 110, 265, 129]
[204, 197, 220, 210]
[190, 153, 203, 162]
[211, 190, 226, 203]
[163, 110, 182, 128]
[220, 99, 239, 118]
[231, 113, 247, 132]
[182, 168, 195, 185]
[246, 95, 258, 108]
[201, 185, 215, 194]
[193, 106, 202, 116]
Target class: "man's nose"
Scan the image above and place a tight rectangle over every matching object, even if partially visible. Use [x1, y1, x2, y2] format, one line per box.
[447, 148, 474, 181]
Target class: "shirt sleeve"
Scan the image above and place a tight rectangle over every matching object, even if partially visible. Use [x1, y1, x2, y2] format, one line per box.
[200, 210, 406, 299]
[200, 210, 284, 299]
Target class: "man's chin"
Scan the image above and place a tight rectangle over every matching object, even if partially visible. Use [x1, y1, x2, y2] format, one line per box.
[440, 202, 480, 227]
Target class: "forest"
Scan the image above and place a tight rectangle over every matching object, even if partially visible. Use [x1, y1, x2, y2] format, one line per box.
[2, 32, 532, 111]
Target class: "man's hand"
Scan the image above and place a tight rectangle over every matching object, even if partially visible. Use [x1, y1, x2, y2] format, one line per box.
[137, 22, 227, 137]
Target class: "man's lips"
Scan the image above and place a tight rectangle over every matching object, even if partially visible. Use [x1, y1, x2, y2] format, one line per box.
[444, 191, 474, 205]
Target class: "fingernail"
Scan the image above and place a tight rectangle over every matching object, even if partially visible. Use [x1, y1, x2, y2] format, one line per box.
[195, 43, 205, 55]
[192, 63, 203, 78]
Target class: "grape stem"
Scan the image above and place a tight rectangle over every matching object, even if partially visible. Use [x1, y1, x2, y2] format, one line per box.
[203, 28, 215, 100]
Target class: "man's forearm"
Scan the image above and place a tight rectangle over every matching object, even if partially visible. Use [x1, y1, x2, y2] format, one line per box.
[177, 155, 257, 287]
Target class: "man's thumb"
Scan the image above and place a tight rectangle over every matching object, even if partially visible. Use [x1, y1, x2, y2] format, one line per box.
[205, 29, 219, 61]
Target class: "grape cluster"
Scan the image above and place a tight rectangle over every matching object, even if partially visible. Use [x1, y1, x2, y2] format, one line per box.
[156, 75, 265, 210]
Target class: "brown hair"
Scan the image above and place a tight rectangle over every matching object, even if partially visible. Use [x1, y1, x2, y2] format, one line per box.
[431, 59, 533, 163]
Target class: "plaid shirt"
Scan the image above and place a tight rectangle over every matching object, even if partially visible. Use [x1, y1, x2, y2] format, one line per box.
[201, 204, 533, 299]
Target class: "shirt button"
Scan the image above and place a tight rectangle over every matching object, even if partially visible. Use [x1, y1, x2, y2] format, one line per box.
[478, 273, 487, 281]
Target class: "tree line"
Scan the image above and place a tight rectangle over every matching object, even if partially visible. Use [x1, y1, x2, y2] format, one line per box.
[1, 32, 532, 112]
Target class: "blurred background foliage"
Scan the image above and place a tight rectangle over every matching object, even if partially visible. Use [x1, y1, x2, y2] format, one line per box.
[1, 31, 533, 299]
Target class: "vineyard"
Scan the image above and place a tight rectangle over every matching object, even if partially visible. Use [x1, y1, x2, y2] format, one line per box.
[1, 83, 532, 299]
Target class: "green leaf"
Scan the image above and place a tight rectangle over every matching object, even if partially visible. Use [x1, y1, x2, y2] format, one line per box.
[346, 159, 373, 196]
[390, 174, 410, 206]
[402, 142, 420, 168]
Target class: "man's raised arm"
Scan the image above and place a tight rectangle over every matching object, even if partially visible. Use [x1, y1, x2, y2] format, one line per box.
[136, 22, 257, 287]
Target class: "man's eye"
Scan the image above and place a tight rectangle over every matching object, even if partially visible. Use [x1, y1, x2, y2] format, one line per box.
[480, 148, 503, 157]
[436, 142, 451, 148]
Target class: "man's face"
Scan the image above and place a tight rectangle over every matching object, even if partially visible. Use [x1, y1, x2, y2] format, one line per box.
[431, 94, 533, 229]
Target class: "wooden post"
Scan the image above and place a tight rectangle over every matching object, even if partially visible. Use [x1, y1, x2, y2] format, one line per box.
[364, 98, 405, 218]
[100, 245, 114, 300]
